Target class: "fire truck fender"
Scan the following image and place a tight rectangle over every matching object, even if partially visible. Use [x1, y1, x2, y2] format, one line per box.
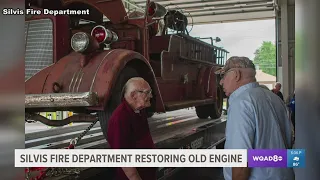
[89, 49, 165, 112]
[199, 65, 224, 119]
[201, 65, 221, 99]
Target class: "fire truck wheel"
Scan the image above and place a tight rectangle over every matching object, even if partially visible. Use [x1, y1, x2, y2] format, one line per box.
[216, 139, 225, 149]
[195, 105, 210, 119]
[209, 85, 224, 119]
[98, 66, 139, 140]
[147, 111, 154, 118]
[195, 85, 224, 119]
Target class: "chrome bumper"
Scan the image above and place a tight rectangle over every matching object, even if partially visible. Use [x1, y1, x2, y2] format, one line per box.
[25, 92, 99, 108]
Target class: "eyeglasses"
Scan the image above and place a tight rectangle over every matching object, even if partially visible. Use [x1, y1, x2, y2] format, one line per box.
[220, 69, 235, 79]
[136, 89, 152, 95]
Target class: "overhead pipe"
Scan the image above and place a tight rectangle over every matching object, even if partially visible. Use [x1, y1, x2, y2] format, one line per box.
[141, 0, 273, 9]
[186, 2, 273, 13]
[188, 7, 274, 17]
[170, 0, 273, 10]
[135, 0, 231, 5]
[191, 15, 275, 25]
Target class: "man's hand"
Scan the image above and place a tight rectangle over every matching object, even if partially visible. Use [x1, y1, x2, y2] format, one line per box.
[232, 167, 250, 180]
[122, 167, 142, 180]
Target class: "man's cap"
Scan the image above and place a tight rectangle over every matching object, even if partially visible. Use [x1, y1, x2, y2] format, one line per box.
[215, 56, 256, 74]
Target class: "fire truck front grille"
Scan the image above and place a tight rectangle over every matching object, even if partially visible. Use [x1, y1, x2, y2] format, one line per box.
[25, 18, 53, 80]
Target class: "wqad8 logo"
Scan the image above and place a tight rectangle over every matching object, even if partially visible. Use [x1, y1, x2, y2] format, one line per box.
[287, 149, 305, 168]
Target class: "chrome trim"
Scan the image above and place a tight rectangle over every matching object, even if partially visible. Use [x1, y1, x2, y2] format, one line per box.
[76, 72, 84, 92]
[90, 50, 115, 92]
[72, 71, 80, 92]
[69, 69, 84, 92]
[69, 71, 77, 92]
[72, 69, 83, 92]
[168, 35, 173, 52]
[25, 92, 99, 108]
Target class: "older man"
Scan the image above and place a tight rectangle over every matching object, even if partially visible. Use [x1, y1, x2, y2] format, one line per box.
[107, 77, 156, 180]
[272, 82, 284, 101]
[215, 57, 294, 180]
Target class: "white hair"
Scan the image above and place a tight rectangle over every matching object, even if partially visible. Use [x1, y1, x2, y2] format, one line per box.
[122, 77, 145, 98]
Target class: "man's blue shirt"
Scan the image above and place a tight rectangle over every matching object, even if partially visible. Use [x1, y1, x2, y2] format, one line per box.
[223, 82, 294, 180]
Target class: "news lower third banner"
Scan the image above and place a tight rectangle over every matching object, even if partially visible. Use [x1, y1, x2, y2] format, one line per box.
[15, 149, 247, 167]
[14, 149, 305, 168]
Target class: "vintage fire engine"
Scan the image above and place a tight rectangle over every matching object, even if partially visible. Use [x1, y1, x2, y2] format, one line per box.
[25, 0, 228, 139]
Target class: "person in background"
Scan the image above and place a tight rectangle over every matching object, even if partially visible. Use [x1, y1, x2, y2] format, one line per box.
[216, 56, 294, 180]
[107, 77, 156, 180]
[272, 82, 284, 101]
[288, 91, 295, 130]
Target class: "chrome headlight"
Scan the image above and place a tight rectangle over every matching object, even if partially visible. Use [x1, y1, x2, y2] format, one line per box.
[71, 32, 89, 53]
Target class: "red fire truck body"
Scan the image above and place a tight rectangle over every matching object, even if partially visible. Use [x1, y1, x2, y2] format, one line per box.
[25, 0, 228, 136]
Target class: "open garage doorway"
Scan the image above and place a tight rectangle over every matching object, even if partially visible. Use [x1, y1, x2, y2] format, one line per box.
[188, 19, 277, 110]
[189, 19, 277, 90]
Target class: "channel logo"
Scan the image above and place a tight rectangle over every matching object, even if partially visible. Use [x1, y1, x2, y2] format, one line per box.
[247, 149, 305, 168]
[248, 150, 287, 167]
[287, 149, 305, 168]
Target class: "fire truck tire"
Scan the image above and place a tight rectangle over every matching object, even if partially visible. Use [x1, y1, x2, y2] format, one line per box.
[195, 85, 224, 119]
[98, 66, 139, 140]
[147, 112, 154, 118]
[216, 139, 225, 149]
[209, 85, 224, 119]
[195, 106, 210, 119]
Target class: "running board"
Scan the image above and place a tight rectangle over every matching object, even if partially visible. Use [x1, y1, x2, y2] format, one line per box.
[164, 98, 215, 111]
[25, 92, 99, 109]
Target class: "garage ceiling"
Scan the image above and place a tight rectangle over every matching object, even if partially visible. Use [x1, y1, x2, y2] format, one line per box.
[125, 0, 276, 25]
